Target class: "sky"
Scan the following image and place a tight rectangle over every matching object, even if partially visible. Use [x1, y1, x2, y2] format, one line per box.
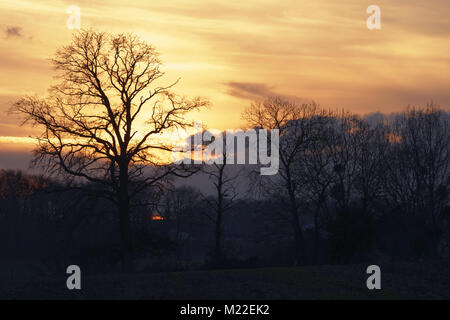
[0, 0, 450, 169]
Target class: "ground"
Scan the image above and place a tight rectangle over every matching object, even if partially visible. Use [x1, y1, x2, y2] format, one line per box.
[1, 261, 449, 299]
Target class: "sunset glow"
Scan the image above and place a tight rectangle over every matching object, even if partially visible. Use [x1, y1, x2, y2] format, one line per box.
[1, 0, 450, 168]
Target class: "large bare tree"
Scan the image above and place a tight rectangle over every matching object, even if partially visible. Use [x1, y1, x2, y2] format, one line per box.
[242, 96, 324, 263]
[13, 30, 208, 271]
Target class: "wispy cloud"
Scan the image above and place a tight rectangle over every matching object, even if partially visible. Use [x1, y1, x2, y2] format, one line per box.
[5, 26, 23, 38]
[225, 82, 277, 100]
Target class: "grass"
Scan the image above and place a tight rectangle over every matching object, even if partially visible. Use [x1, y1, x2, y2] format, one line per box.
[1, 261, 449, 299]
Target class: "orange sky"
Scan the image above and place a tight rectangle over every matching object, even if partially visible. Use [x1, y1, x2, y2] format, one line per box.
[1, 0, 450, 168]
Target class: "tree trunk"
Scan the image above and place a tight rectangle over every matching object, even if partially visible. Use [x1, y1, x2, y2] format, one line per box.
[215, 207, 222, 261]
[287, 176, 303, 265]
[214, 165, 224, 263]
[313, 191, 326, 264]
[313, 205, 320, 264]
[118, 162, 133, 273]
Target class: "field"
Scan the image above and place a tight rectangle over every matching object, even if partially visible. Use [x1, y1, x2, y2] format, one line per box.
[1, 261, 449, 299]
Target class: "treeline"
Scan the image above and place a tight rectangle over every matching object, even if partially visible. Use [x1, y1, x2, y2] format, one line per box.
[164, 101, 450, 267]
[0, 101, 449, 274]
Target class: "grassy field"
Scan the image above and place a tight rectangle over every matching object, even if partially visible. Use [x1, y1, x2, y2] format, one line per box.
[1, 261, 449, 299]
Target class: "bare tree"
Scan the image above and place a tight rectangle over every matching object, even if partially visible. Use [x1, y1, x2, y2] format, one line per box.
[385, 105, 450, 257]
[199, 132, 241, 263]
[298, 114, 336, 262]
[242, 96, 324, 263]
[352, 118, 390, 213]
[300, 112, 389, 262]
[319, 112, 362, 212]
[12, 30, 208, 272]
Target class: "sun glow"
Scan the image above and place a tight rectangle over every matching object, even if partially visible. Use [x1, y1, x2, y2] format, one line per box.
[1, 0, 450, 171]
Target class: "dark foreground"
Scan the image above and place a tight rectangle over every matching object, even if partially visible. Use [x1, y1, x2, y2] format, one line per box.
[1, 261, 449, 299]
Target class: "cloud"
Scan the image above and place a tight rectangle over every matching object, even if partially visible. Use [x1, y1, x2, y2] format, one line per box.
[225, 82, 277, 100]
[0, 0, 449, 131]
[5, 26, 23, 38]
[224, 82, 311, 105]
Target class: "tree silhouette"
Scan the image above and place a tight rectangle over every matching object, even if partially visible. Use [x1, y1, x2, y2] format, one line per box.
[13, 30, 208, 272]
[243, 96, 324, 263]
[200, 132, 241, 263]
[384, 105, 450, 257]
